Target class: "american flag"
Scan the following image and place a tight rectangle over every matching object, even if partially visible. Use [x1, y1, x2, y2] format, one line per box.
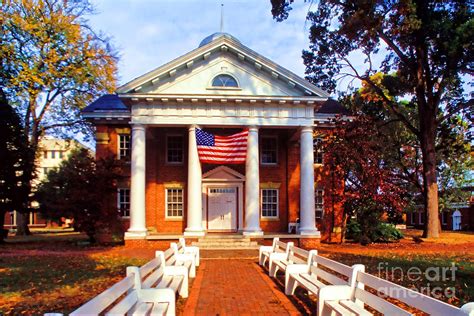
[196, 128, 248, 164]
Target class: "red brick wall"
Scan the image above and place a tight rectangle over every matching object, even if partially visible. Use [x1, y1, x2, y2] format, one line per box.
[95, 125, 345, 237]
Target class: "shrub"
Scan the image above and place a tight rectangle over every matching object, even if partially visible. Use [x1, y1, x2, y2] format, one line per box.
[345, 218, 403, 244]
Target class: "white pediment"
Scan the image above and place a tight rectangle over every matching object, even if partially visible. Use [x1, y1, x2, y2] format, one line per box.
[140, 54, 301, 96]
[117, 35, 329, 98]
[202, 166, 245, 182]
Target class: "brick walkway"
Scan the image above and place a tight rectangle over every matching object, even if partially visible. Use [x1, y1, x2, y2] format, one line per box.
[183, 259, 301, 315]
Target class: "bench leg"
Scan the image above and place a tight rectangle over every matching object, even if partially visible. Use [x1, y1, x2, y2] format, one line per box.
[269, 260, 279, 277]
[285, 274, 298, 295]
[190, 261, 196, 278]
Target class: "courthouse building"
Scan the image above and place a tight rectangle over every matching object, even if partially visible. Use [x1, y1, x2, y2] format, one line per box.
[83, 33, 348, 242]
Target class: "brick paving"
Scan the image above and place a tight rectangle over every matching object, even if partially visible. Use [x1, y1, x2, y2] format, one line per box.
[183, 258, 301, 315]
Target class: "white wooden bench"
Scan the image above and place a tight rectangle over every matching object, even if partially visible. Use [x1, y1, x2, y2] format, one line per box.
[168, 243, 196, 278]
[318, 269, 474, 316]
[259, 238, 294, 271]
[285, 249, 365, 299]
[269, 244, 315, 279]
[178, 237, 200, 267]
[137, 250, 189, 298]
[70, 260, 176, 316]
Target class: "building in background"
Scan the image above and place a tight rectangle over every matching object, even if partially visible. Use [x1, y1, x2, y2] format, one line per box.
[3, 137, 92, 229]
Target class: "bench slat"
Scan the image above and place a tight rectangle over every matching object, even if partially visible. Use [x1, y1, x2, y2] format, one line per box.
[70, 275, 135, 315]
[313, 267, 347, 286]
[354, 288, 412, 316]
[150, 302, 169, 316]
[356, 272, 461, 315]
[104, 290, 139, 316]
[339, 300, 372, 316]
[140, 258, 160, 278]
[295, 273, 325, 295]
[131, 302, 153, 316]
[312, 255, 353, 277]
[325, 300, 356, 316]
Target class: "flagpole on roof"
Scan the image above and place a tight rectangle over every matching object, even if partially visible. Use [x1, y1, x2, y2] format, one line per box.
[220, 3, 224, 32]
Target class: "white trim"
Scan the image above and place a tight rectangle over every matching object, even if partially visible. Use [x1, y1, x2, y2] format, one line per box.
[165, 188, 184, 219]
[315, 189, 324, 219]
[117, 134, 131, 160]
[260, 135, 278, 165]
[208, 72, 240, 89]
[260, 188, 279, 219]
[117, 188, 131, 218]
[165, 133, 184, 164]
[418, 211, 424, 225]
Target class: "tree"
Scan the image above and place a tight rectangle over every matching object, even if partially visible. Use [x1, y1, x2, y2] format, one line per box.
[271, 0, 473, 237]
[324, 113, 407, 244]
[36, 149, 123, 243]
[0, 90, 34, 242]
[0, 0, 117, 235]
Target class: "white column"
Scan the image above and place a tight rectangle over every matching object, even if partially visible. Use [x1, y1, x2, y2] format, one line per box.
[299, 126, 320, 236]
[184, 125, 205, 236]
[126, 124, 147, 237]
[243, 126, 263, 235]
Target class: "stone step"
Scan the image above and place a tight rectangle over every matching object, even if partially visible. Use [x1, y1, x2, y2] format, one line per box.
[197, 238, 251, 243]
[198, 245, 260, 250]
[192, 241, 258, 246]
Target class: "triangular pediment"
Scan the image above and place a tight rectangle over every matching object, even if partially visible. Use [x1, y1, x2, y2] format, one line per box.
[117, 34, 329, 98]
[202, 166, 245, 181]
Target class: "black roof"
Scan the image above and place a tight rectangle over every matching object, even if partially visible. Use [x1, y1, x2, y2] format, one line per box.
[317, 98, 351, 115]
[82, 94, 128, 112]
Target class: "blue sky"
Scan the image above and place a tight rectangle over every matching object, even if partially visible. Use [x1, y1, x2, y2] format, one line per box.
[87, 0, 315, 87]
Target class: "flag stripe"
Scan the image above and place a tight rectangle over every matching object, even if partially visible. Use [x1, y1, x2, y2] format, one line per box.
[196, 128, 248, 164]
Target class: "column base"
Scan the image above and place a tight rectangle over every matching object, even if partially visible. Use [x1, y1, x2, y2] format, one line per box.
[124, 230, 148, 239]
[243, 229, 264, 236]
[184, 229, 205, 237]
[299, 229, 321, 237]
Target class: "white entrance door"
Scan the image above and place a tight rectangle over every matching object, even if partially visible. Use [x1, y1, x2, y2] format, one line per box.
[208, 187, 237, 231]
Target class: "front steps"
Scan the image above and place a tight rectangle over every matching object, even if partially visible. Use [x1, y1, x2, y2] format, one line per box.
[192, 235, 259, 249]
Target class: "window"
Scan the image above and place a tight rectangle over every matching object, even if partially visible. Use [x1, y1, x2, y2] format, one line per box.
[419, 211, 425, 225]
[43, 151, 48, 159]
[212, 74, 238, 87]
[51, 150, 56, 159]
[261, 189, 278, 218]
[59, 151, 64, 159]
[441, 211, 447, 225]
[117, 188, 130, 217]
[314, 138, 324, 164]
[410, 212, 415, 225]
[315, 189, 324, 219]
[261, 136, 278, 164]
[166, 188, 183, 218]
[167, 135, 184, 163]
[118, 134, 131, 160]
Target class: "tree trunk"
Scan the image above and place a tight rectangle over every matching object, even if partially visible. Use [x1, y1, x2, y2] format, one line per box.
[15, 212, 31, 235]
[420, 113, 440, 238]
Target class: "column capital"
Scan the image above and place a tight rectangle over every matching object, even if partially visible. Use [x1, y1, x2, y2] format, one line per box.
[188, 124, 200, 131]
[131, 123, 146, 131]
[247, 125, 259, 132]
[301, 126, 313, 133]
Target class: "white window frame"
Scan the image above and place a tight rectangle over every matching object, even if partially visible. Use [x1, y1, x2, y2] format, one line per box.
[314, 138, 324, 165]
[260, 188, 279, 218]
[51, 150, 56, 159]
[118, 134, 131, 160]
[260, 135, 278, 165]
[166, 134, 184, 164]
[165, 188, 184, 219]
[410, 212, 415, 225]
[117, 188, 130, 218]
[315, 189, 324, 219]
[419, 211, 425, 225]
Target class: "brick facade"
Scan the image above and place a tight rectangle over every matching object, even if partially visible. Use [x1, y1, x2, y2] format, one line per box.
[97, 125, 344, 241]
